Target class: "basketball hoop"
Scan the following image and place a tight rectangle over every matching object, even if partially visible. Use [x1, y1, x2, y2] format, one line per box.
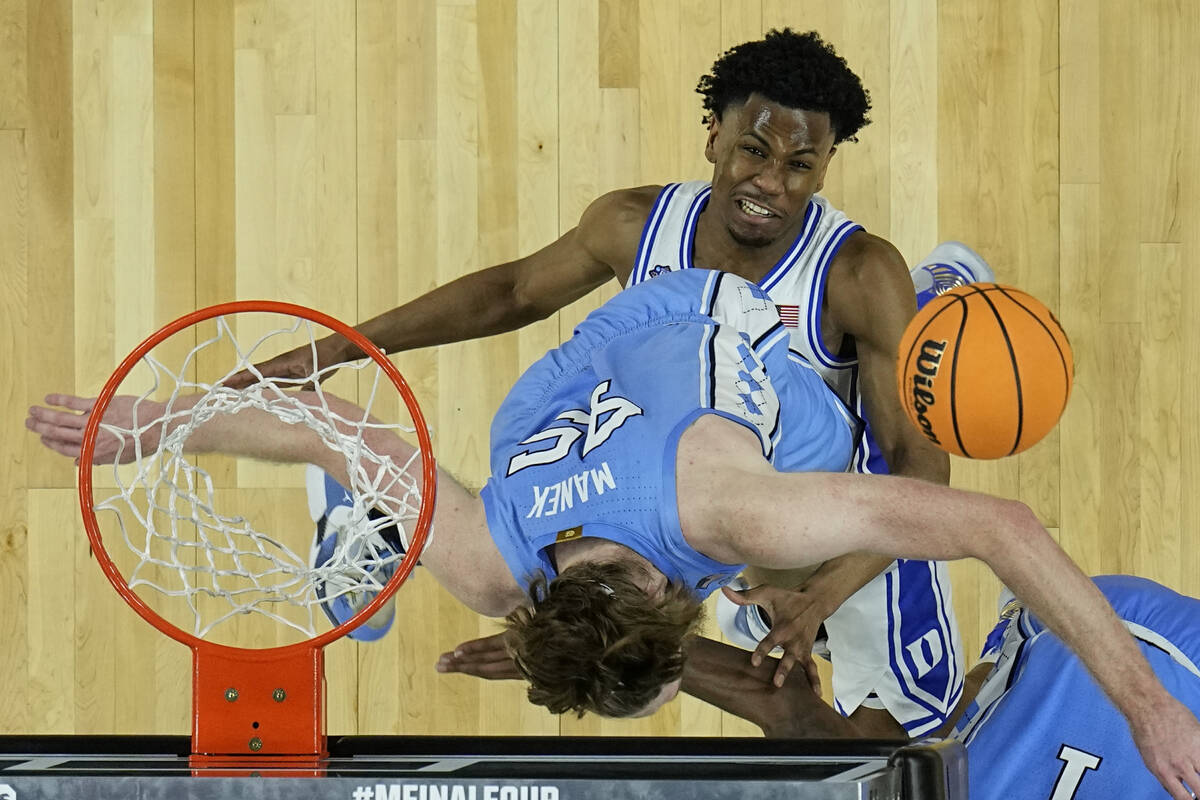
[76, 301, 436, 763]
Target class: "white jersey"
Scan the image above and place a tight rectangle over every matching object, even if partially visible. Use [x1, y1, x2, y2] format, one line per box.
[630, 182, 964, 733]
[627, 181, 875, 469]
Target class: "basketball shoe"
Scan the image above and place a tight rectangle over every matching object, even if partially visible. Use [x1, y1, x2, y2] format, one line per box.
[910, 241, 996, 310]
[714, 578, 831, 660]
[307, 464, 405, 642]
[979, 587, 1022, 664]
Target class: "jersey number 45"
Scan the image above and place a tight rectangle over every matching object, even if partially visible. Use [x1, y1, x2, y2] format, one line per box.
[506, 380, 643, 476]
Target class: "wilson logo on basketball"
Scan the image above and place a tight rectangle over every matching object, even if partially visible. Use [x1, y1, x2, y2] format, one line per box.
[910, 339, 947, 445]
[896, 283, 1074, 459]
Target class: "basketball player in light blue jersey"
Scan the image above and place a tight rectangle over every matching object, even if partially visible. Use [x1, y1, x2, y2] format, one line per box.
[655, 576, 1200, 800]
[232, 29, 992, 739]
[30, 267, 1200, 793]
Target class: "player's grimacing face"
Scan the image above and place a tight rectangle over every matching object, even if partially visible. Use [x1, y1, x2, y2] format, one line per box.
[705, 95, 836, 248]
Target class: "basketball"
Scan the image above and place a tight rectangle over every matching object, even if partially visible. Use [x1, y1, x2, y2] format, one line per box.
[897, 283, 1074, 459]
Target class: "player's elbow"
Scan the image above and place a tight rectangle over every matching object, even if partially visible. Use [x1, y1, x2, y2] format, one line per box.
[971, 498, 1044, 562]
[472, 598, 518, 619]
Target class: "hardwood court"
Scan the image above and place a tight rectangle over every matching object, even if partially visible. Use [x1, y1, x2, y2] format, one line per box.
[1, 0, 1198, 740]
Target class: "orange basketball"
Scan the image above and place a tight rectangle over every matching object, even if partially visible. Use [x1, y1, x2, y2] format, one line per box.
[897, 283, 1074, 459]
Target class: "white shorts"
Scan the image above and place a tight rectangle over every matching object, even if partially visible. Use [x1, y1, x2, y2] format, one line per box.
[718, 557, 964, 737]
[824, 558, 963, 737]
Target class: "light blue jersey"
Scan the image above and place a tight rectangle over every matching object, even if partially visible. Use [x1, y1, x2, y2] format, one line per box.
[480, 269, 856, 598]
[955, 576, 1200, 799]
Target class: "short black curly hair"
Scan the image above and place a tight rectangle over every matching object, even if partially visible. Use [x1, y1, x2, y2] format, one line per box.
[696, 29, 872, 144]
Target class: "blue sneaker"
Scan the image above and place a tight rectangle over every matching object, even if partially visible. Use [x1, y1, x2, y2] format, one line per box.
[306, 465, 400, 642]
[910, 241, 996, 309]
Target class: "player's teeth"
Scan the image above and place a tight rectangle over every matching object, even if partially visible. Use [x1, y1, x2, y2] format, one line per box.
[739, 199, 771, 217]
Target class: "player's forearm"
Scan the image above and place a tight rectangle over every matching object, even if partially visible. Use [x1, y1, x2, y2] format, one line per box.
[682, 638, 864, 739]
[188, 408, 322, 465]
[794, 551, 895, 618]
[322, 263, 544, 361]
[180, 392, 377, 484]
[970, 509, 1173, 731]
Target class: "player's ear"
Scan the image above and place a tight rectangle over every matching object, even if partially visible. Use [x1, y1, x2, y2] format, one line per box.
[815, 146, 837, 192]
[704, 114, 721, 164]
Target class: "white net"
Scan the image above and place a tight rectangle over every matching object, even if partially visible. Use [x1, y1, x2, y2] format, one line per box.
[89, 312, 429, 644]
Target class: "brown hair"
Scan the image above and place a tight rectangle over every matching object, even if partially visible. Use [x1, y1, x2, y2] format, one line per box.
[505, 561, 703, 717]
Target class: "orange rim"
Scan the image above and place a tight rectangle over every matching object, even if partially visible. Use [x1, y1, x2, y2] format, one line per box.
[77, 300, 437, 659]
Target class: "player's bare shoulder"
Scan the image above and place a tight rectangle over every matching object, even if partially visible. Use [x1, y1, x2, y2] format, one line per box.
[576, 186, 663, 284]
[824, 230, 915, 338]
[828, 230, 909, 287]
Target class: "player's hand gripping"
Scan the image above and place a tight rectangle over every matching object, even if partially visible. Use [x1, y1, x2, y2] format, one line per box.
[26, 394, 165, 464]
[435, 631, 522, 681]
[224, 338, 335, 391]
[721, 583, 826, 693]
[1130, 694, 1200, 800]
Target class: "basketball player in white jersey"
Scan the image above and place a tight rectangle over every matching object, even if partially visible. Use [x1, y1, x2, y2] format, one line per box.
[232, 30, 991, 738]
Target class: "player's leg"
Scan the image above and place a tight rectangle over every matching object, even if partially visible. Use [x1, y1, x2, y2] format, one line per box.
[307, 464, 411, 640]
[299, 411, 522, 619]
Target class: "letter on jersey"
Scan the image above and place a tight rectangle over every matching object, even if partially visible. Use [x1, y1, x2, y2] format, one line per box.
[1049, 744, 1101, 800]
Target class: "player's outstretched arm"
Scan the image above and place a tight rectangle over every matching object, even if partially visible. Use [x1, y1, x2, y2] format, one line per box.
[26, 393, 524, 618]
[225, 189, 651, 388]
[677, 414, 1200, 799]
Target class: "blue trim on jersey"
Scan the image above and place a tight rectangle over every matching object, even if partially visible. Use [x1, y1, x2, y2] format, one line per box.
[852, 395, 878, 474]
[699, 271, 720, 424]
[758, 200, 820, 293]
[680, 187, 711, 270]
[805, 220, 864, 370]
[702, 325, 717, 417]
[885, 563, 961, 732]
[699, 269, 722, 317]
[633, 183, 681, 283]
[759, 326, 790, 457]
[932, 562, 963, 707]
[756, 322, 792, 358]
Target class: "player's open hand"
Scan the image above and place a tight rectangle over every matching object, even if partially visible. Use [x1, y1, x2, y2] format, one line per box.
[26, 394, 165, 464]
[435, 631, 522, 681]
[1130, 695, 1200, 800]
[721, 583, 825, 693]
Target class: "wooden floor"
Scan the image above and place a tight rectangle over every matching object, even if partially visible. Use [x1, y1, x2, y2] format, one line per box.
[2, 0, 1198, 738]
